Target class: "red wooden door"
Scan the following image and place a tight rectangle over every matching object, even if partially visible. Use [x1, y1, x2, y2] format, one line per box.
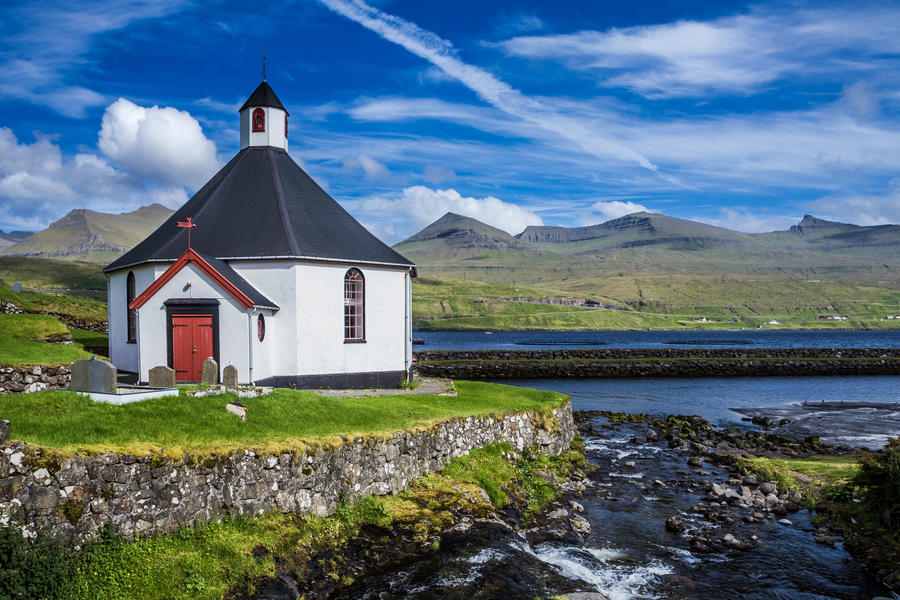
[172, 315, 214, 382]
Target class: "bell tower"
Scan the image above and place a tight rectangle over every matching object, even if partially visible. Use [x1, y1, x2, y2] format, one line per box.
[239, 81, 289, 151]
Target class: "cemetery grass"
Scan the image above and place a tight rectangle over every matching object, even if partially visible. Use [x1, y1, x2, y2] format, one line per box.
[0, 381, 568, 457]
[0, 314, 93, 366]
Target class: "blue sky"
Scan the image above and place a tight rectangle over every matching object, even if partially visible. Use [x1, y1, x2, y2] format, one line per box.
[1, 0, 899, 242]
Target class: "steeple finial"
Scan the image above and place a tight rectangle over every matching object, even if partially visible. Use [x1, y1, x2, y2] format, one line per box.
[262, 49, 267, 81]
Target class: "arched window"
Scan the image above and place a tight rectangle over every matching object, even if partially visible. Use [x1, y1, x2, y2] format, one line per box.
[252, 107, 265, 132]
[344, 269, 365, 341]
[257, 314, 266, 342]
[126, 272, 136, 343]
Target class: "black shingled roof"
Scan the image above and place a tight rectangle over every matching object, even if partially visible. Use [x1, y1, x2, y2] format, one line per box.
[196, 252, 279, 311]
[105, 147, 415, 272]
[239, 81, 288, 114]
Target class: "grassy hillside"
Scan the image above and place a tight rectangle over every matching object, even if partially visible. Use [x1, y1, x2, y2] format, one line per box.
[411, 275, 900, 330]
[0, 314, 94, 366]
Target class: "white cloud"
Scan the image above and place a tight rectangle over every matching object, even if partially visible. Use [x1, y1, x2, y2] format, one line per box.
[694, 208, 799, 233]
[342, 154, 400, 183]
[807, 179, 900, 226]
[0, 125, 192, 231]
[99, 98, 221, 189]
[587, 200, 653, 224]
[423, 164, 456, 184]
[317, 0, 658, 172]
[499, 6, 900, 98]
[358, 186, 542, 238]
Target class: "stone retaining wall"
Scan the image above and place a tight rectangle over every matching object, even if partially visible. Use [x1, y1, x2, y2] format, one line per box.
[0, 365, 71, 394]
[0, 403, 574, 541]
[414, 348, 900, 379]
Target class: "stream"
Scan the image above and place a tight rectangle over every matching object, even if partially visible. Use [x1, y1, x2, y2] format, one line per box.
[330, 418, 891, 599]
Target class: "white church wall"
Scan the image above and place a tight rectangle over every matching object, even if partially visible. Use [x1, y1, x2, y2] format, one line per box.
[294, 262, 409, 376]
[229, 260, 298, 381]
[135, 262, 251, 383]
[108, 264, 157, 374]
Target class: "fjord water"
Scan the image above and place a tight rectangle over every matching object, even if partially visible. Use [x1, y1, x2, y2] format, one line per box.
[415, 328, 900, 351]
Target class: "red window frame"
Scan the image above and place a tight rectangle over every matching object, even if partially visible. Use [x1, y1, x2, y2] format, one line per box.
[126, 271, 136, 343]
[252, 107, 265, 132]
[257, 314, 266, 342]
[344, 269, 365, 342]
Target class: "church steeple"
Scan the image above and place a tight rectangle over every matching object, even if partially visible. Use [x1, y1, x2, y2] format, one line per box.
[239, 81, 289, 151]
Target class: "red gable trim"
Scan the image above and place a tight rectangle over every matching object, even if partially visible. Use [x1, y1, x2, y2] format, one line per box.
[129, 248, 254, 310]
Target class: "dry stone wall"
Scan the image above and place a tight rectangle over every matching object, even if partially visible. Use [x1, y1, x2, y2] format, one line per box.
[0, 403, 574, 542]
[0, 365, 71, 394]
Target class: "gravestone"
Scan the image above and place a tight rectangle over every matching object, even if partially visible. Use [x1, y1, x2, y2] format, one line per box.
[11, 283, 21, 293]
[201, 357, 218, 385]
[223, 365, 238, 389]
[70, 357, 116, 393]
[148, 365, 176, 388]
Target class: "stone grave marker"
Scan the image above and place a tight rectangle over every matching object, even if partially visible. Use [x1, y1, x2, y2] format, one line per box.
[11, 283, 21, 293]
[201, 357, 218, 385]
[148, 365, 176, 388]
[223, 365, 238, 389]
[70, 357, 116, 393]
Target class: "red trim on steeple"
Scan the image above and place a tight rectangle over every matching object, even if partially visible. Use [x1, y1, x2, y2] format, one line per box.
[129, 248, 254, 310]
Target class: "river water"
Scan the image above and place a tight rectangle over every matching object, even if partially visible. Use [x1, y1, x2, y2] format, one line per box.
[333, 418, 891, 599]
[333, 330, 899, 599]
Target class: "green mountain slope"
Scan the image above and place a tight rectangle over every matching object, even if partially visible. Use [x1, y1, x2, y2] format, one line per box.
[1, 204, 173, 262]
[396, 212, 900, 329]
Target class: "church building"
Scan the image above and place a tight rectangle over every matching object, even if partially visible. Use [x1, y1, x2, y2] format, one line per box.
[104, 81, 416, 388]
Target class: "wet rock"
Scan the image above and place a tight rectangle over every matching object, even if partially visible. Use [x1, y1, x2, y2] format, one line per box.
[778, 518, 792, 526]
[658, 573, 698, 592]
[759, 482, 778, 494]
[710, 483, 726, 497]
[665, 516, 685, 533]
[569, 500, 584, 513]
[687, 456, 704, 467]
[623, 461, 636, 468]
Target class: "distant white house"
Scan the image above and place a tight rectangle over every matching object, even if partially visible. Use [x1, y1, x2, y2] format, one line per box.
[104, 81, 415, 388]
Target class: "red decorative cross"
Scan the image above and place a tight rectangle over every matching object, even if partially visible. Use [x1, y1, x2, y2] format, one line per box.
[177, 217, 197, 250]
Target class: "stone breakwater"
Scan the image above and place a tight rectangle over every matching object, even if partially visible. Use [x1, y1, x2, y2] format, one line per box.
[0, 403, 574, 542]
[414, 348, 900, 379]
[0, 365, 71, 394]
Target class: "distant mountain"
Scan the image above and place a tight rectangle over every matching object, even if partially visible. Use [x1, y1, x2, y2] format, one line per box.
[517, 212, 754, 253]
[395, 212, 539, 261]
[0, 230, 33, 250]
[1, 204, 174, 263]
[393, 211, 900, 289]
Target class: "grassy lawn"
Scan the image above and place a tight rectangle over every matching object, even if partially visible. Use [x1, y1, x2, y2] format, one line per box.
[0, 381, 568, 456]
[0, 314, 94, 366]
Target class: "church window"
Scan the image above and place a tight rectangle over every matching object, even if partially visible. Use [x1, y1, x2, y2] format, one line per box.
[285, 114, 288, 138]
[126, 272, 136, 343]
[257, 314, 266, 342]
[252, 107, 265, 132]
[344, 269, 365, 341]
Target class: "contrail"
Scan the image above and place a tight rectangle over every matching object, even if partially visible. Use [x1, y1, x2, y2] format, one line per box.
[318, 0, 660, 172]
